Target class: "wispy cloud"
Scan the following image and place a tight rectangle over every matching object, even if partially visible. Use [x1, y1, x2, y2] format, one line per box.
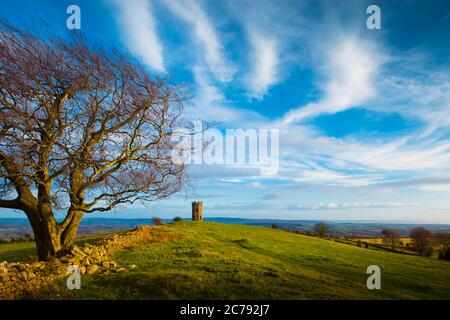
[227, 0, 303, 100]
[187, 66, 266, 126]
[188, 67, 241, 122]
[320, 132, 450, 172]
[294, 168, 381, 187]
[164, 0, 235, 82]
[98, 1, 450, 222]
[375, 69, 450, 137]
[108, 0, 165, 72]
[421, 184, 450, 192]
[286, 202, 415, 211]
[246, 32, 279, 99]
[283, 36, 387, 123]
[248, 181, 264, 189]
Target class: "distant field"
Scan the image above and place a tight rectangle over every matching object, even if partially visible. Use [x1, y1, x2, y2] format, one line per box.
[2, 218, 450, 239]
[24, 221, 450, 300]
[0, 218, 154, 240]
[0, 233, 119, 263]
[355, 237, 413, 245]
[351, 237, 444, 258]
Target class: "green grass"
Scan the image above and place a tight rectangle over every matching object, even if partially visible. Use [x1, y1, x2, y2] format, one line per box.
[31, 221, 450, 300]
[0, 233, 117, 263]
[0, 242, 37, 263]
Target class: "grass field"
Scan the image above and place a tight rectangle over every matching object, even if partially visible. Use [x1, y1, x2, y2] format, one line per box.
[2, 221, 450, 299]
[0, 233, 116, 263]
[354, 237, 413, 245]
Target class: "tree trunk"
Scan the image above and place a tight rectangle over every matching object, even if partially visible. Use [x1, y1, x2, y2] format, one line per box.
[25, 210, 83, 261]
[61, 211, 84, 252]
[34, 224, 61, 261]
[28, 217, 61, 261]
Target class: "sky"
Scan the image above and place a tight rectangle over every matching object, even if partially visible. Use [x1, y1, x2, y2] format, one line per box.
[0, 0, 450, 223]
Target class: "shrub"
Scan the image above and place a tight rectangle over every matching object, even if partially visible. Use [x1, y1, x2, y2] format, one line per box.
[313, 223, 329, 237]
[381, 228, 400, 249]
[7, 234, 35, 243]
[422, 246, 433, 257]
[173, 216, 182, 222]
[152, 217, 163, 226]
[439, 248, 450, 261]
[271, 224, 278, 229]
[410, 227, 433, 255]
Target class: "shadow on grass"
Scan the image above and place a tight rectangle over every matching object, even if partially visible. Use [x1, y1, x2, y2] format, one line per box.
[50, 270, 280, 300]
[55, 272, 216, 300]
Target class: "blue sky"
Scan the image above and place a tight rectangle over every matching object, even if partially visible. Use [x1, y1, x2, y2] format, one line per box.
[1, 0, 450, 222]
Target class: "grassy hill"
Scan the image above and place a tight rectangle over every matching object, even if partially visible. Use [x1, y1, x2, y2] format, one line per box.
[2, 221, 450, 299]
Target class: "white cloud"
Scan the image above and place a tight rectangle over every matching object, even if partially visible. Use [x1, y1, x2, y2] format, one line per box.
[421, 184, 450, 192]
[227, 0, 302, 100]
[283, 36, 387, 123]
[188, 67, 240, 122]
[294, 168, 380, 187]
[108, 0, 165, 72]
[335, 137, 450, 171]
[277, 117, 450, 177]
[246, 32, 279, 99]
[221, 178, 244, 183]
[248, 181, 264, 189]
[164, 0, 235, 82]
[288, 202, 415, 211]
[187, 67, 265, 125]
[375, 72, 450, 137]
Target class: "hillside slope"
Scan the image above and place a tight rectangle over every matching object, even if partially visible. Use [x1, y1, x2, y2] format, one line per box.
[29, 222, 450, 299]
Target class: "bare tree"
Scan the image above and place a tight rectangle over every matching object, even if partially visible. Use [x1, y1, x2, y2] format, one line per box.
[313, 223, 329, 237]
[410, 227, 433, 256]
[0, 23, 187, 260]
[434, 232, 450, 251]
[381, 228, 400, 250]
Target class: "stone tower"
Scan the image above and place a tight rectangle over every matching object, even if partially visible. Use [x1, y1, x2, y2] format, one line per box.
[192, 201, 203, 221]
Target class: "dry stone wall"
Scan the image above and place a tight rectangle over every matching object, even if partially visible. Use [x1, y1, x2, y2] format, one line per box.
[0, 225, 152, 299]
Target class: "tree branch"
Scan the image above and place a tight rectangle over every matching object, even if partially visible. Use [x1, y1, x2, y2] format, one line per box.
[0, 198, 21, 210]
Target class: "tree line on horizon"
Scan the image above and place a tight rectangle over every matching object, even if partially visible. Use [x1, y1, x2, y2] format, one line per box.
[380, 226, 450, 260]
[285, 223, 450, 261]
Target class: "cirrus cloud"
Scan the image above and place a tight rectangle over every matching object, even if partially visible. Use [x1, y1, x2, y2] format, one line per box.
[107, 0, 165, 72]
[283, 36, 387, 123]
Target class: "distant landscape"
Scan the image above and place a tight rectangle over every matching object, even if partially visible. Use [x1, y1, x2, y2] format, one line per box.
[0, 0, 449, 304]
[2, 218, 450, 240]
